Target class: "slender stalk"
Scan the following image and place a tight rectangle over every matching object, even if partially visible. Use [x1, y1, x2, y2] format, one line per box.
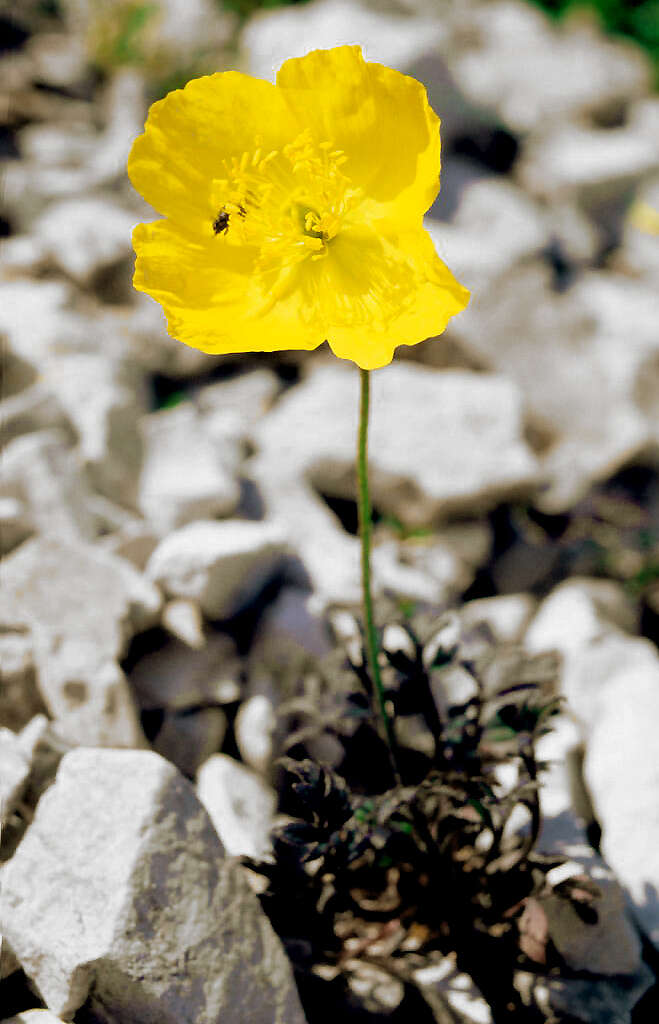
[357, 368, 399, 782]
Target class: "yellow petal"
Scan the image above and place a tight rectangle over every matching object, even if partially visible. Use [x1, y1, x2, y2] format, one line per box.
[132, 219, 324, 357]
[128, 72, 300, 230]
[326, 226, 470, 370]
[277, 46, 440, 225]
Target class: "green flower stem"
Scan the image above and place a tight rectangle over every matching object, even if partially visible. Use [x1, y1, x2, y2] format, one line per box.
[357, 368, 399, 782]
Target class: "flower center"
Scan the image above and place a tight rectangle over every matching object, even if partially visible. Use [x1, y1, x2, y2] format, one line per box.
[210, 130, 360, 272]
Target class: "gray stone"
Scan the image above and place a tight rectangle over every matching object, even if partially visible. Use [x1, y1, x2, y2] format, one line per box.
[4, 70, 146, 211]
[0, 281, 82, 367]
[196, 369, 280, 432]
[153, 708, 227, 778]
[519, 98, 659, 205]
[26, 30, 88, 88]
[101, 522, 159, 571]
[0, 382, 71, 449]
[44, 354, 145, 505]
[526, 579, 659, 949]
[256, 362, 538, 525]
[35, 197, 136, 287]
[461, 593, 537, 645]
[0, 497, 33, 557]
[0, 431, 96, 543]
[244, 0, 446, 81]
[448, 1, 651, 132]
[138, 403, 241, 535]
[129, 631, 241, 712]
[1, 1012, 68, 1024]
[234, 695, 277, 776]
[251, 362, 536, 604]
[161, 598, 205, 649]
[197, 754, 276, 859]
[452, 263, 656, 512]
[146, 520, 287, 620]
[0, 748, 307, 1024]
[426, 179, 549, 296]
[2, 536, 161, 747]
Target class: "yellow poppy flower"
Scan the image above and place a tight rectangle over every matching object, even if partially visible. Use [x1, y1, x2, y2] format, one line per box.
[128, 45, 469, 370]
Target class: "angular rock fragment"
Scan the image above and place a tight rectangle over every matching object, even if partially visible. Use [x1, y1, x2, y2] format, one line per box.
[449, 1, 651, 131]
[129, 630, 241, 712]
[251, 362, 537, 604]
[147, 520, 286, 620]
[254, 362, 539, 526]
[0, 748, 307, 1024]
[45, 354, 145, 505]
[527, 578, 659, 949]
[34, 197, 136, 287]
[197, 753, 276, 859]
[153, 707, 227, 778]
[2, 537, 161, 747]
[0, 431, 96, 543]
[138, 403, 241, 534]
[1, 1012, 68, 1023]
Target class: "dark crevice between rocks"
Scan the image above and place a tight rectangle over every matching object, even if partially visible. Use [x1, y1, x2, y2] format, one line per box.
[0, 969, 46, 1017]
[0, 16, 30, 54]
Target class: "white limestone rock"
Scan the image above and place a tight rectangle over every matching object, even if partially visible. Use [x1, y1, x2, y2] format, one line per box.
[2, 537, 161, 747]
[44, 354, 145, 505]
[197, 753, 276, 859]
[4, 71, 146, 213]
[0, 431, 97, 543]
[451, 262, 657, 512]
[254, 362, 538, 527]
[234, 695, 277, 777]
[426, 179, 549, 296]
[461, 593, 537, 645]
[26, 30, 88, 88]
[146, 520, 287, 620]
[518, 98, 659, 206]
[35, 197, 136, 287]
[161, 598, 205, 648]
[244, 0, 446, 81]
[448, 1, 651, 132]
[196, 368, 280, 433]
[1, 1013, 68, 1023]
[0, 382, 71, 450]
[526, 578, 659, 949]
[0, 281, 76, 367]
[138, 403, 241, 535]
[250, 362, 535, 605]
[0, 748, 307, 1024]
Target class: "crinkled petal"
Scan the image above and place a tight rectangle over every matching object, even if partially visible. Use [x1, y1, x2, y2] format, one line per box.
[133, 219, 324, 357]
[326, 226, 470, 370]
[277, 46, 440, 225]
[128, 72, 300, 230]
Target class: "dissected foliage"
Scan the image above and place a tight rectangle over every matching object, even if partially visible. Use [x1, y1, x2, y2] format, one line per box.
[246, 613, 599, 1022]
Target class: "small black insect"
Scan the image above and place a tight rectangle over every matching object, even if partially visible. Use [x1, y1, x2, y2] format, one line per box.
[213, 203, 246, 237]
[213, 208, 230, 236]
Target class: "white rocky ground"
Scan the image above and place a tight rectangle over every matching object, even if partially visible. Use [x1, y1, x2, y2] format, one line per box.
[1, 0, 658, 1022]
